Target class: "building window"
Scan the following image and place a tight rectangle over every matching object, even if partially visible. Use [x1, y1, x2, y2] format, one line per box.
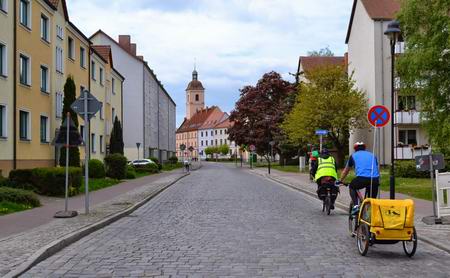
[220, 139, 223, 145]
[91, 61, 96, 80]
[19, 0, 30, 28]
[112, 107, 116, 122]
[211, 140, 213, 146]
[56, 92, 63, 118]
[80, 125, 84, 142]
[56, 47, 63, 73]
[40, 14, 49, 42]
[40, 65, 49, 93]
[215, 130, 217, 135]
[99, 103, 103, 119]
[91, 133, 96, 153]
[0, 0, 7, 13]
[99, 68, 104, 85]
[195, 94, 199, 101]
[68, 37, 75, 60]
[399, 130, 417, 146]
[19, 54, 30, 85]
[100, 135, 104, 153]
[201, 140, 203, 146]
[56, 25, 64, 40]
[40, 115, 49, 143]
[0, 105, 6, 138]
[80, 47, 86, 68]
[0, 43, 6, 77]
[206, 140, 208, 146]
[398, 96, 416, 111]
[112, 78, 115, 94]
[19, 110, 30, 140]
[220, 129, 223, 135]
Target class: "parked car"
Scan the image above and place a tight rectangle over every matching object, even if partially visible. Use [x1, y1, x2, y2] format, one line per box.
[128, 159, 157, 167]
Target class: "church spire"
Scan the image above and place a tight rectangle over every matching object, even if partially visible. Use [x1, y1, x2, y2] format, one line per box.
[192, 59, 198, 80]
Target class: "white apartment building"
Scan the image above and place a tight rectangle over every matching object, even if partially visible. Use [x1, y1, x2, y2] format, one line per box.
[346, 0, 429, 164]
[90, 31, 176, 162]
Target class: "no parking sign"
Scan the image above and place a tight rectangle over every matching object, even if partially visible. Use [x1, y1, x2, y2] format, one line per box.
[368, 105, 390, 128]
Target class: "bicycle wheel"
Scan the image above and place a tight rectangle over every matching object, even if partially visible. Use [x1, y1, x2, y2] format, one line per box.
[357, 223, 370, 256]
[403, 227, 418, 257]
[325, 196, 331, 215]
[348, 202, 357, 237]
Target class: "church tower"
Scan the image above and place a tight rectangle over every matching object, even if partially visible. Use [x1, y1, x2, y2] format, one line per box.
[185, 68, 205, 120]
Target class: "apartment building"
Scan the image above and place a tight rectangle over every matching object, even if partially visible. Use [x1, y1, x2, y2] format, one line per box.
[90, 31, 176, 162]
[346, 0, 429, 164]
[0, 0, 125, 176]
[0, 0, 14, 175]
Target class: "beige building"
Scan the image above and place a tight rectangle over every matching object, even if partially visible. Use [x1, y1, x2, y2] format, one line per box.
[0, 0, 14, 176]
[346, 0, 429, 164]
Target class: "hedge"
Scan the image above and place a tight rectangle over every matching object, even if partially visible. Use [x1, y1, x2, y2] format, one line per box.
[126, 165, 136, 179]
[9, 167, 82, 196]
[395, 160, 428, 178]
[105, 153, 127, 180]
[148, 157, 162, 171]
[31, 167, 82, 196]
[88, 159, 106, 179]
[0, 187, 41, 207]
[9, 169, 34, 190]
[168, 156, 178, 164]
[135, 163, 159, 174]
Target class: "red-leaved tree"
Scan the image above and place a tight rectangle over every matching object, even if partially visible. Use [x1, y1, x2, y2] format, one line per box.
[228, 72, 296, 161]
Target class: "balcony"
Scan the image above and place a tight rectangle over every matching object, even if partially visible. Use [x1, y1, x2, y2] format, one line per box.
[395, 146, 430, 160]
[395, 111, 421, 125]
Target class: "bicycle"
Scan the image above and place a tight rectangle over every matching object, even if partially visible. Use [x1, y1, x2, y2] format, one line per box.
[345, 184, 368, 237]
[318, 178, 339, 215]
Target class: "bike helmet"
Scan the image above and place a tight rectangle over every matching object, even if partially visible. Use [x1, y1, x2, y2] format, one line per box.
[321, 148, 330, 156]
[354, 142, 366, 151]
[312, 150, 319, 158]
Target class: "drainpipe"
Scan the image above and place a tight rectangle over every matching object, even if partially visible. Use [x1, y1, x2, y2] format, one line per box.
[13, 0, 17, 169]
[142, 63, 145, 159]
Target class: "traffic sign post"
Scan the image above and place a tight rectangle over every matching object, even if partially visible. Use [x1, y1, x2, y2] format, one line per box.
[315, 130, 328, 152]
[70, 90, 102, 214]
[367, 105, 391, 198]
[54, 113, 81, 219]
[249, 145, 256, 169]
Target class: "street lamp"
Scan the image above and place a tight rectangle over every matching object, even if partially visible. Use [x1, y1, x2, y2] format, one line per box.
[136, 142, 141, 160]
[384, 20, 402, 200]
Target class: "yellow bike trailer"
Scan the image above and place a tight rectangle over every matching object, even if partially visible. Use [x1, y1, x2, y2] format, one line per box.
[356, 198, 417, 257]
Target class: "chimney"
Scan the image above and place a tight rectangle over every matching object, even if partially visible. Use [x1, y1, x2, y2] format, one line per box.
[137, 55, 144, 61]
[130, 43, 137, 56]
[118, 35, 131, 52]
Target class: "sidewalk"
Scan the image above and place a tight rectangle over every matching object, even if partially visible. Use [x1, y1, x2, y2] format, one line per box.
[0, 169, 189, 277]
[249, 166, 450, 254]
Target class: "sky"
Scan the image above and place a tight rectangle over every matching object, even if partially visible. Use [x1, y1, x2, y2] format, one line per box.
[68, 0, 354, 126]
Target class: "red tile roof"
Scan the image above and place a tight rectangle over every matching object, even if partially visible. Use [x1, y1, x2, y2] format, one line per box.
[299, 56, 345, 73]
[91, 45, 113, 67]
[346, 0, 401, 43]
[177, 106, 222, 133]
[215, 118, 233, 129]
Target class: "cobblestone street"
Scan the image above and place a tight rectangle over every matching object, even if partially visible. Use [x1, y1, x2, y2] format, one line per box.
[24, 163, 450, 277]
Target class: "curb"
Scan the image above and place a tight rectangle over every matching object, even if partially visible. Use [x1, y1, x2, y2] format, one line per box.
[253, 170, 450, 255]
[5, 173, 189, 278]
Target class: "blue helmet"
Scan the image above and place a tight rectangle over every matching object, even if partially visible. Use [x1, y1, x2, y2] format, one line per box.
[321, 148, 330, 156]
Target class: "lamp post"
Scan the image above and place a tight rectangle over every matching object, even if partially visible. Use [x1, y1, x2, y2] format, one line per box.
[384, 20, 402, 200]
[136, 142, 141, 160]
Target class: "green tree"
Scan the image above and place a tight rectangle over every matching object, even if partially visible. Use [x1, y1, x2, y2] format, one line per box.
[219, 144, 230, 156]
[282, 65, 367, 166]
[204, 147, 214, 158]
[397, 0, 450, 155]
[109, 116, 124, 155]
[59, 76, 80, 167]
[307, 47, 334, 57]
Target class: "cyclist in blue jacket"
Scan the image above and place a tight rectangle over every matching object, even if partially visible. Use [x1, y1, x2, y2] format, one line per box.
[340, 142, 380, 214]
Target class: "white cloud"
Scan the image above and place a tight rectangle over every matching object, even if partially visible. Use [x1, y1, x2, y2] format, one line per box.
[68, 0, 353, 125]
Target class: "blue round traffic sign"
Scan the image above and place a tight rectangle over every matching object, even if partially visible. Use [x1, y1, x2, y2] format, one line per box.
[368, 105, 390, 127]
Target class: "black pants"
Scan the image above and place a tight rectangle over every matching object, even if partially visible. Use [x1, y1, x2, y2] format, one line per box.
[317, 178, 338, 204]
[349, 176, 379, 205]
